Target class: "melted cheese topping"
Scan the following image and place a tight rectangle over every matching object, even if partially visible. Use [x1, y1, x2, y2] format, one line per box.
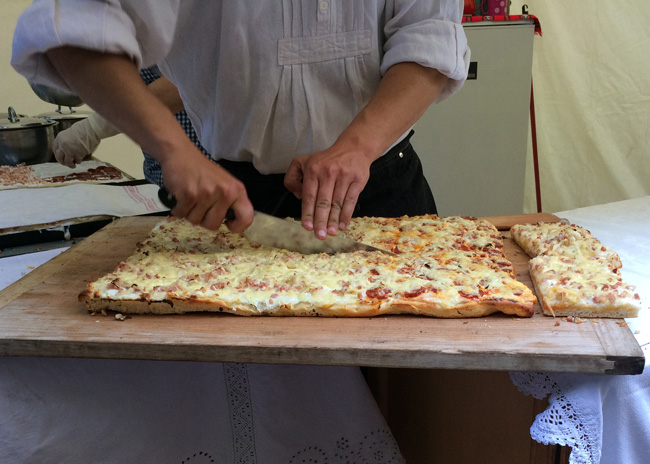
[511, 222, 621, 269]
[87, 215, 536, 315]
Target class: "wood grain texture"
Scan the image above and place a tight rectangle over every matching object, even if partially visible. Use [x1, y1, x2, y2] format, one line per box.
[0, 215, 644, 374]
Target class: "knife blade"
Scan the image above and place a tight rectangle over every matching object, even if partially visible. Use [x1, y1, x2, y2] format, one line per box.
[244, 210, 395, 255]
[157, 187, 394, 255]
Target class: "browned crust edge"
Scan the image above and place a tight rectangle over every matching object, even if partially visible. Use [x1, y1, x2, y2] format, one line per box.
[80, 293, 535, 318]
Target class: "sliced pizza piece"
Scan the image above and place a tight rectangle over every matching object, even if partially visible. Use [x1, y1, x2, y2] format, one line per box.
[511, 222, 622, 270]
[528, 254, 641, 318]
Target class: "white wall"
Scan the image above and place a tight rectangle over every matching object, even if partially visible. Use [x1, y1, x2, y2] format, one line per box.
[1, 0, 144, 179]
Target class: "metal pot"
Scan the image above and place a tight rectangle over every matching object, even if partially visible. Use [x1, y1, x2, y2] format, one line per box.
[0, 107, 58, 166]
[37, 107, 90, 137]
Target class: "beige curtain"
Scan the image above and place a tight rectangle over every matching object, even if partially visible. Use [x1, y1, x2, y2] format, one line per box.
[509, 0, 650, 213]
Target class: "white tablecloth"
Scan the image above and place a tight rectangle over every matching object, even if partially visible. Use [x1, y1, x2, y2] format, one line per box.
[510, 195, 650, 464]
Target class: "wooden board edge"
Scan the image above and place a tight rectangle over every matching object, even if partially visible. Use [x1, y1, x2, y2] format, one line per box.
[481, 212, 562, 230]
[0, 339, 625, 374]
[0, 246, 85, 309]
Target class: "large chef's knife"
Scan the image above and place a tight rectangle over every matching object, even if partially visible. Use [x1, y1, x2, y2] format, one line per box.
[157, 188, 394, 255]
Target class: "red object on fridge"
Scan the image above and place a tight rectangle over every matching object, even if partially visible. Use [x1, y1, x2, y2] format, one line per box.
[487, 0, 508, 15]
[463, 0, 476, 15]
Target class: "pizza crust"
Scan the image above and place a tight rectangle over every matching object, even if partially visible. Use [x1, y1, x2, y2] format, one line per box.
[82, 294, 535, 318]
[386, 300, 533, 318]
[82, 294, 381, 317]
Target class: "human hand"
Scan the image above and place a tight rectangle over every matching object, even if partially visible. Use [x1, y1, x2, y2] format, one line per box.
[161, 151, 254, 233]
[284, 146, 371, 239]
[52, 112, 120, 167]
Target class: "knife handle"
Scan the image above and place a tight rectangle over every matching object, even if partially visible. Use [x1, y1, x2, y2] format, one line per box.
[157, 187, 176, 208]
[158, 187, 236, 221]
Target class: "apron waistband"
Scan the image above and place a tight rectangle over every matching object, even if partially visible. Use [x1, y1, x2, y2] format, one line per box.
[218, 130, 416, 180]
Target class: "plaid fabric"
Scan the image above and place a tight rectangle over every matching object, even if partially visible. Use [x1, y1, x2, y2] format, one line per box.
[139, 67, 211, 186]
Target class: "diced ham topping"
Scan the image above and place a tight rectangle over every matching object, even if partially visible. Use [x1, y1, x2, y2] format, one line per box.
[366, 287, 391, 299]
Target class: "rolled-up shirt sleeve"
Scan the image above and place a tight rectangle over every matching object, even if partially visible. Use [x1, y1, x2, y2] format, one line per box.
[11, 0, 180, 91]
[381, 0, 470, 102]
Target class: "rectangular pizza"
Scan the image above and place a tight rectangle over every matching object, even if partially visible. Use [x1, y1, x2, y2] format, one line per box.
[80, 215, 538, 318]
[511, 222, 641, 318]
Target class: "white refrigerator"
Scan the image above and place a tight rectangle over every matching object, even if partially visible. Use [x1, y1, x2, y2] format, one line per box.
[412, 19, 536, 217]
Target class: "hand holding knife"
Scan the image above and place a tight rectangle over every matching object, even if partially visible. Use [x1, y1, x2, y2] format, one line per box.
[157, 186, 393, 255]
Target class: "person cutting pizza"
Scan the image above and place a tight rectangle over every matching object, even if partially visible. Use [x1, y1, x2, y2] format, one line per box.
[7, 2, 469, 462]
[12, 1, 469, 241]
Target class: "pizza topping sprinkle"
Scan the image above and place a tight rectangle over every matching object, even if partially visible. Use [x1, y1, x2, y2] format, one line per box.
[0, 163, 44, 186]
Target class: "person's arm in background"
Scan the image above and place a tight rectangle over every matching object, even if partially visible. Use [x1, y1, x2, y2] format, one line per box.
[53, 112, 121, 168]
[52, 74, 184, 168]
[45, 46, 253, 233]
[147, 76, 184, 114]
[284, 62, 448, 239]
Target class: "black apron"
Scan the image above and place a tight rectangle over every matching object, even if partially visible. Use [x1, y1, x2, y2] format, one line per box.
[218, 130, 436, 218]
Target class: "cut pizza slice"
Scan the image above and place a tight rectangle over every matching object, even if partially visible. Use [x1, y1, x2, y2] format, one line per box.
[528, 254, 641, 318]
[343, 215, 504, 256]
[511, 222, 622, 270]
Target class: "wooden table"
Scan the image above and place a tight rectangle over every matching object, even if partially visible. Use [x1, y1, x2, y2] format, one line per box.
[0, 215, 644, 374]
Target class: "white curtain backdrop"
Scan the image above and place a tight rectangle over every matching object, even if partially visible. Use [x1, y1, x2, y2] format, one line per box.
[510, 0, 650, 213]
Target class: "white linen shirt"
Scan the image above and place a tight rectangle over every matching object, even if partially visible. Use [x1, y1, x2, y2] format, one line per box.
[12, 0, 469, 174]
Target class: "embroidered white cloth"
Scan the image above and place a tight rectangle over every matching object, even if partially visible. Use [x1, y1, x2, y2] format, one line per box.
[0, 358, 404, 463]
[510, 196, 650, 464]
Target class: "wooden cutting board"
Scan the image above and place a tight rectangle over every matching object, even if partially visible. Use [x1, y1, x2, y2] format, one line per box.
[0, 215, 644, 374]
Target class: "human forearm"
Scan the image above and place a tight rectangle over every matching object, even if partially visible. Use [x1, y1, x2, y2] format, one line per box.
[46, 47, 192, 162]
[46, 46, 254, 232]
[335, 61, 448, 162]
[148, 76, 185, 115]
[284, 61, 448, 238]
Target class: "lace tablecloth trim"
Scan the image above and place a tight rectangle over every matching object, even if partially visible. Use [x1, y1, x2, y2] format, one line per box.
[509, 372, 602, 464]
